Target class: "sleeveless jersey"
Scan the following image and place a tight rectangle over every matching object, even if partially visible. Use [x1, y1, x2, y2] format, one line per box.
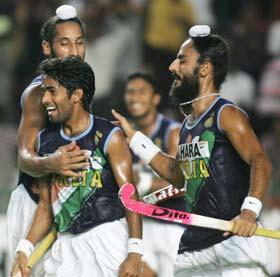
[18, 75, 44, 203]
[132, 114, 185, 211]
[178, 97, 250, 253]
[37, 115, 125, 234]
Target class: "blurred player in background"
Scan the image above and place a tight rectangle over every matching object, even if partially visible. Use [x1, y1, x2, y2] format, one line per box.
[124, 72, 185, 277]
[6, 5, 90, 276]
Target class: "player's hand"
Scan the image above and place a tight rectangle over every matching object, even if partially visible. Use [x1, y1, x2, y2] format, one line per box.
[11, 251, 30, 277]
[47, 141, 90, 177]
[112, 109, 136, 144]
[119, 253, 142, 277]
[223, 209, 257, 237]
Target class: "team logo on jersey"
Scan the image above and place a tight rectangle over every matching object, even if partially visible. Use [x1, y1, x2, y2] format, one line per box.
[204, 113, 214, 128]
[178, 136, 210, 160]
[178, 136, 210, 180]
[94, 131, 103, 145]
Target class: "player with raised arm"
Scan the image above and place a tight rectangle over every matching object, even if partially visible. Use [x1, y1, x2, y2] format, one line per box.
[12, 56, 142, 277]
[113, 25, 272, 276]
[7, 5, 90, 275]
[124, 72, 185, 277]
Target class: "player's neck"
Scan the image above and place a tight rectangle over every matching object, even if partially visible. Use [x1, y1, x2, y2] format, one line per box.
[188, 81, 218, 119]
[134, 110, 158, 137]
[63, 110, 90, 137]
[190, 91, 219, 120]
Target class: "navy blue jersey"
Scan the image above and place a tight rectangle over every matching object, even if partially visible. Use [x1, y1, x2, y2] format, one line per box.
[17, 75, 44, 203]
[37, 115, 125, 234]
[132, 114, 185, 211]
[178, 97, 250, 253]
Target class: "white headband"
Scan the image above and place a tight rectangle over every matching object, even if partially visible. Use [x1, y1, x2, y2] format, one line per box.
[189, 25, 211, 38]
[56, 5, 77, 20]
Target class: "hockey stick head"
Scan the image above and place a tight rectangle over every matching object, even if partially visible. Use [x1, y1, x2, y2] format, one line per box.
[119, 183, 135, 208]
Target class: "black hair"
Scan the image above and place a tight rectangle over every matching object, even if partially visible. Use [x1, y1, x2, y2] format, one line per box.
[40, 16, 84, 44]
[126, 72, 158, 93]
[39, 56, 95, 112]
[191, 34, 229, 90]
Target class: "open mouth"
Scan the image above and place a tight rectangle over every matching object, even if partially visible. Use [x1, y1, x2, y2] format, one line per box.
[130, 103, 144, 110]
[46, 106, 57, 116]
[172, 79, 182, 87]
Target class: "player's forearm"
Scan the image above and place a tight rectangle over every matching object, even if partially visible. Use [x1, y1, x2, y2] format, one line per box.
[26, 202, 53, 245]
[249, 152, 272, 200]
[150, 152, 184, 188]
[18, 148, 53, 177]
[129, 131, 184, 188]
[150, 178, 169, 192]
[125, 189, 142, 239]
[126, 210, 142, 240]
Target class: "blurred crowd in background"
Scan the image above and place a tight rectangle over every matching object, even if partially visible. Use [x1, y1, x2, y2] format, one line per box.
[0, 0, 280, 275]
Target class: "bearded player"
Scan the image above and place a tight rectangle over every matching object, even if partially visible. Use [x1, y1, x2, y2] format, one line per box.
[113, 25, 271, 276]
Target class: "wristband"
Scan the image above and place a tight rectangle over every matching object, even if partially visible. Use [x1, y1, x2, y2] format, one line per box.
[127, 238, 144, 255]
[15, 239, 34, 258]
[129, 132, 161, 165]
[241, 196, 262, 218]
[137, 172, 153, 197]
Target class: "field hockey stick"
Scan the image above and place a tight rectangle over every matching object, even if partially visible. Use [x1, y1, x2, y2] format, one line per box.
[119, 183, 280, 240]
[142, 185, 185, 204]
[13, 228, 57, 277]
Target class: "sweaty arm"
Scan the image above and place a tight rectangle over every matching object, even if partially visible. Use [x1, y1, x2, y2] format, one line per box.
[220, 106, 272, 236]
[146, 127, 181, 193]
[112, 109, 184, 188]
[107, 129, 142, 277]
[12, 177, 52, 277]
[26, 178, 53, 245]
[18, 85, 90, 177]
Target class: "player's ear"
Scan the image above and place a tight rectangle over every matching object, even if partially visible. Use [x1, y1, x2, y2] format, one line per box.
[42, 40, 51, 56]
[72, 89, 84, 104]
[153, 93, 161, 106]
[200, 61, 211, 78]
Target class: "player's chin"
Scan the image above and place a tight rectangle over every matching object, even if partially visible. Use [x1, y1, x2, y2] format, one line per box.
[130, 109, 150, 119]
[48, 115, 60, 123]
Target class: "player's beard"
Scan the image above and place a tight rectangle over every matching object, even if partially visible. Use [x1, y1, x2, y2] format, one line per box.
[169, 66, 200, 106]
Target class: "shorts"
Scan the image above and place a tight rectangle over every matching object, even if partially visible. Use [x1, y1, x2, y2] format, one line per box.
[174, 233, 271, 277]
[142, 218, 184, 277]
[44, 219, 128, 277]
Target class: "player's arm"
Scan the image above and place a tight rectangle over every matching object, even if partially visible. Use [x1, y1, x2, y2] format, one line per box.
[112, 109, 184, 188]
[18, 86, 90, 177]
[107, 129, 142, 277]
[167, 127, 180, 156]
[144, 126, 181, 193]
[220, 106, 272, 237]
[11, 177, 52, 277]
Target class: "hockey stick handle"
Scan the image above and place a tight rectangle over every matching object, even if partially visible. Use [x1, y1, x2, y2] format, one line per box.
[28, 228, 57, 268]
[13, 228, 57, 277]
[120, 183, 280, 240]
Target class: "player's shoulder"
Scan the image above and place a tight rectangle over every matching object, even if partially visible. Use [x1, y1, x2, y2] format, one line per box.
[218, 97, 248, 118]
[93, 115, 119, 130]
[20, 75, 44, 107]
[93, 116, 123, 154]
